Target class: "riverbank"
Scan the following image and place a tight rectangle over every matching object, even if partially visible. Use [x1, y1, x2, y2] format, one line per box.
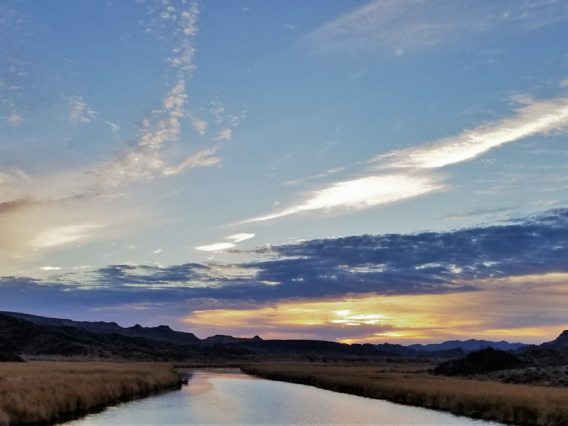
[241, 361, 568, 426]
[0, 361, 182, 426]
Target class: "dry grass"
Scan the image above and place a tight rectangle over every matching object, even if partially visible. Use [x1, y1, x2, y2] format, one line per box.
[241, 361, 568, 425]
[0, 361, 181, 426]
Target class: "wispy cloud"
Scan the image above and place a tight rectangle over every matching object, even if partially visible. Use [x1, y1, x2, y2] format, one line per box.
[443, 207, 516, 221]
[162, 148, 220, 176]
[196, 233, 256, 252]
[39, 266, 61, 271]
[307, 0, 568, 56]
[104, 121, 120, 133]
[31, 224, 103, 248]
[227, 233, 255, 243]
[245, 173, 441, 223]
[215, 129, 232, 141]
[0, 1, 216, 265]
[246, 88, 568, 223]
[69, 96, 96, 124]
[284, 167, 345, 186]
[7, 113, 22, 126]
[371, 95, 568, 169]
[195, 242, 236, 252]
[190, 116, 208, 135]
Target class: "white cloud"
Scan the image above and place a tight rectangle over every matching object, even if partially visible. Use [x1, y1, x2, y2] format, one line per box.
[104, 121, 120, 133]
[210, 103, 224, 124]
[370, 95, 568, 169]
[560, 78, 568, 88]
[69, 96, 96, 124]
[7, 113, 22, 126]
[162, 80, 186, 111]
[191, 117, 208, 135]
[245, 174, 442, 222]
[162, 148, 220, 176]
[32, 224, 103, 248]
[227, 233, 255, 243]
[307, 0, 568, 56]
[195, 242, 236, 252]
[153, 249, 162, 254]
[244, 90, 568, 223]
[196, 234, 255, 253]
[215, 129, 232, 141]
[0, 1, 211, 267]
[39, 266, 61, 271]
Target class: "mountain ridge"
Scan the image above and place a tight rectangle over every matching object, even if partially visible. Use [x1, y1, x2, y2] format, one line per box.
[4, 311, 559, 360]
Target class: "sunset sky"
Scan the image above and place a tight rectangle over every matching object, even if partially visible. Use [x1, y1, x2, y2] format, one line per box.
[2, 0, 568, 344]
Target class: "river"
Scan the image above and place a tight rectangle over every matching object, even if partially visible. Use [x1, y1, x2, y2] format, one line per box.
[63, 369, 504, 425]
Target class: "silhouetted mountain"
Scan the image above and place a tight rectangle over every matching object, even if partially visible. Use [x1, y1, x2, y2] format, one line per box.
[202, 335, 262, 344]
[0, 312, 405, 360]
[375, 343, 417, 356]
[539, 330, 568, 351]
[232, 339, 398, 357]
[409, 339, 527, 352]
[373, 343, 464, 358]
[0, 311, 201, 345]
[0, 313, 253, 361]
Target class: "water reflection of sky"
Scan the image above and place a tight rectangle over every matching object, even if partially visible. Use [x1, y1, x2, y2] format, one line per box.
[64, 370, 503, 425]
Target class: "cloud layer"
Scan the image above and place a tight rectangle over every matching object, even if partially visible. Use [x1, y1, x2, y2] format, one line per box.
[307, 0, 568, 56]
[2, 207, 568, 308]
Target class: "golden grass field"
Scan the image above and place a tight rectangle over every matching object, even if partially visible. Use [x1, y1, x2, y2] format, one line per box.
[241, 361, 568, 426]
[0, 362, 181, 426]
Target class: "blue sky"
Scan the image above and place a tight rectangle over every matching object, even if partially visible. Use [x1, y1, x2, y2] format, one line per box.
[1, 0, 568, 343]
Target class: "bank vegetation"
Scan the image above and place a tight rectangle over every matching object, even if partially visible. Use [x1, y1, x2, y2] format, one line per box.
[241, 361, 568, 426]
[0, 361, 181, 426]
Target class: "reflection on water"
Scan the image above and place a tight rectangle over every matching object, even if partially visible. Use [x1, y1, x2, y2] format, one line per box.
[64, 369, 503, 425]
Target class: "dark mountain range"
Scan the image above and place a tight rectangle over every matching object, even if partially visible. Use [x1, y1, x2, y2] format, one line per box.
[231, 339, 397, 358]
[0, 313, 253, 361]
[1, 311, 562, 363]
[375, 343, 417, 356]
[0, 312, 399, 360]
[0, 311, 200, 345]
[539, 330, 568, 351]
[409, 339, 527, 352]
[373, 343, 465, 358]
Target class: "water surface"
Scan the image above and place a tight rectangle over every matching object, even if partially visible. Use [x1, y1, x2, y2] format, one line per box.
[64, 369, 504, 425]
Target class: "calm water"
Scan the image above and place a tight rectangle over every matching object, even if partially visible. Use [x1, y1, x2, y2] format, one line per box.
[63, 369, 503, 426]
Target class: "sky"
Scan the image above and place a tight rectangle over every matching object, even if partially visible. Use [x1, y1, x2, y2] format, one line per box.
[1, 0, 568, 345]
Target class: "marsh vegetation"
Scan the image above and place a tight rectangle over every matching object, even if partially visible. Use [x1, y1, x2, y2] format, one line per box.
[241, 361, 568, 426]
[0, 362, 181, 426]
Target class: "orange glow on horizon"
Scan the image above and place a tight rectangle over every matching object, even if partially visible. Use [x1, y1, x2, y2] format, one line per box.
[182, 273, 568, 344]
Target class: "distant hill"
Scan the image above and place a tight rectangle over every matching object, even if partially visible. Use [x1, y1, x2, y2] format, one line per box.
[375, 343, 417, 356]
[409, 339, 527, 352]
[202, 335, 262, 345]
[0, 311, 201, 346]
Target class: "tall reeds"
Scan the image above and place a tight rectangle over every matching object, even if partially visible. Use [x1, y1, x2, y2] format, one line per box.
[241, 362, 568, 425]
[0, 361, 181, 426]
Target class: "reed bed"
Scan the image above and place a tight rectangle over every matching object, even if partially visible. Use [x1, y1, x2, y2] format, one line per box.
[241, 362, 568, 426]
[0, 361, 181, 426]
